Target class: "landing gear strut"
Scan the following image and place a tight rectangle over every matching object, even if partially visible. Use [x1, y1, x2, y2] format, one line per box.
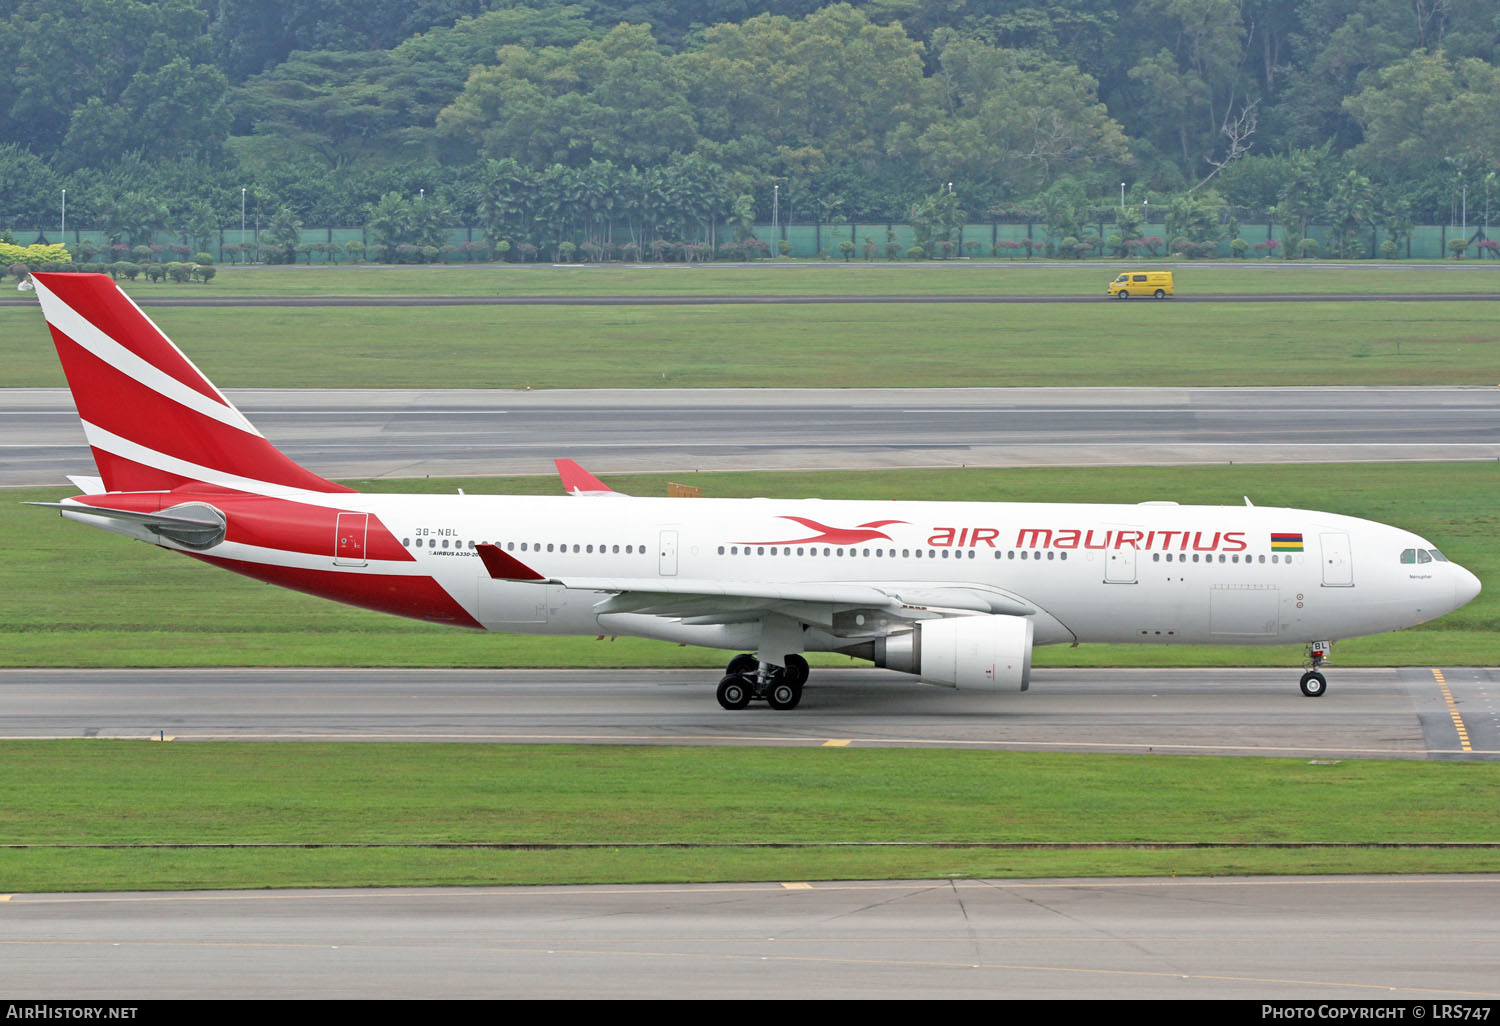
[1299, 641, 1331, 697]
[716, 653, 809, 711]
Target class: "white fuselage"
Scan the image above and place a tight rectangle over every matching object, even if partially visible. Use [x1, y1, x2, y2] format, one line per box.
[139, 490, 1470, 654]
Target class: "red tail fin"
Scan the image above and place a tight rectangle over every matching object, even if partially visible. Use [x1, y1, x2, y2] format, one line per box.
[33, 273, 350, 495]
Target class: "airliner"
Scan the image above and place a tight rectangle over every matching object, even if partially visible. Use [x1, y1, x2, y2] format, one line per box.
[27, 272, 1481, 710]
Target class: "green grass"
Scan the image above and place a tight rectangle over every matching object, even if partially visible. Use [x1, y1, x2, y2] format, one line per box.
[5, 297, 1499, 388]
[43, 261, 1500, 299]
[2, 741, 1497, 891]
[4, 462, 1494, 668]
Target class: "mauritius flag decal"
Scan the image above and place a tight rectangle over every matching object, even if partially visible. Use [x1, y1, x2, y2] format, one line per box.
[1271, 532, 1304, 552]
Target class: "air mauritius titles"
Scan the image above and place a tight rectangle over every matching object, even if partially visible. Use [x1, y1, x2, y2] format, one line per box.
[935, 526, 1254, 552]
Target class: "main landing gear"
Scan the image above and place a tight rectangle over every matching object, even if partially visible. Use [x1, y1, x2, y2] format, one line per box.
[1299, 641, 1332, 697]
[716, 653, 810, 711]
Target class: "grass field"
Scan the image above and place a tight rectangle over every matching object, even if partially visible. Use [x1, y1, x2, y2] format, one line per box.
[3, 741, 1497, 891]
[26, 261, 1500, 298]
[5, 296, 1499, 388]
[4, 263, 1495, 895]
[5, 463, 1494, 669]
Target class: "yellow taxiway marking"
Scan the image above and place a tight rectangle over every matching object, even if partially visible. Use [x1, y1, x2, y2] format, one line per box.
[780, 882, 813, 890]
[821, 739, 851, 747]
[1432, 669, 1473, 753]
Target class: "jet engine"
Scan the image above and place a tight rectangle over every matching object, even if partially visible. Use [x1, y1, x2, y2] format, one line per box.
[865, 614, 1033, 692]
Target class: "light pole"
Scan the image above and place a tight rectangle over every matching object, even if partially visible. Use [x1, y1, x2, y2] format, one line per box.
[60, 189, 65, 240]
[241, 188, 246, 261]
[1120, 182, 1125, 210]
[772, 184, 778, 253]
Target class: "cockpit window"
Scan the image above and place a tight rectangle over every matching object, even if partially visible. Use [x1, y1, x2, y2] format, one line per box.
[1429, 549, 1448, 562]
[1417, 550, 1432, 563]
[1400, 548, 1416, 564]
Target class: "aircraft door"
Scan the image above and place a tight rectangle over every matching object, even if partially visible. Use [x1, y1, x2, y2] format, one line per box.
[1105, 545, 1137, 583]
[334, 513, 368, 566]
[1320, 532, 1353, 587]
[659, 530, 679, 576]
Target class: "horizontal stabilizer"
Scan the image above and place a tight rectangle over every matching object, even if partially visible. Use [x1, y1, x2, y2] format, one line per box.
[26, 500, 227, 549]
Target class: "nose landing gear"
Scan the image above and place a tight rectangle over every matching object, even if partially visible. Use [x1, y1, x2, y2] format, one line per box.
[1299, 641, 1332, 697]
[716, 653, 810, 710]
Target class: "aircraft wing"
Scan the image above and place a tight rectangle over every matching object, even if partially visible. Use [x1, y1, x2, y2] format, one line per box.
[475, 544, 1034, 634]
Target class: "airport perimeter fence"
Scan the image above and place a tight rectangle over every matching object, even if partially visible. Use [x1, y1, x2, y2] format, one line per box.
[31, 220, 1500, 264]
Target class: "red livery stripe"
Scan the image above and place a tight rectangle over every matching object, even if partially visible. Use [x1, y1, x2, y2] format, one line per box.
[190, 553, 479, 627]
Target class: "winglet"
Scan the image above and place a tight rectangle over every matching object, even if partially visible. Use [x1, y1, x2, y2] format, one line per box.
[475, 543, 547, 581]
[555, 458, 620, 496]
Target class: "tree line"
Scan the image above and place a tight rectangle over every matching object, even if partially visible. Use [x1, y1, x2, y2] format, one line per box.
[1, 0, 1497, 255]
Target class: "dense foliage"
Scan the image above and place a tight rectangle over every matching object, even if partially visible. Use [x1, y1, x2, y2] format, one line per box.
[2, 0, 1497, 250]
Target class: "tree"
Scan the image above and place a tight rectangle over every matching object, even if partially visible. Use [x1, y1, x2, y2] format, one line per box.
[0, 144, 60, 231]
[265, 205, 303, 264]
[363, 192, 415, 252]
[1344, 51, 1500, 186]
[1163, 190, 1227, 250]
[894, 32, 1130, 200]
[907, 186, 965, 255]
[96, 192, 169, 248]
[183, 199, 218, 255]
[1324, 167, 1375, 258]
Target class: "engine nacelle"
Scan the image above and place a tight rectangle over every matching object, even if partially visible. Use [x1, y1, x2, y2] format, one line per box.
[869, 614, 1033, 692]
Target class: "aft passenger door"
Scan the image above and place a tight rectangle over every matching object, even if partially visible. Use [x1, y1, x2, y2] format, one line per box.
[334, 513, 368, 566]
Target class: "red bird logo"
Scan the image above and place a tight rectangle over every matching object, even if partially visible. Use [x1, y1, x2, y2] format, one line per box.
[739, 517, 907, 546]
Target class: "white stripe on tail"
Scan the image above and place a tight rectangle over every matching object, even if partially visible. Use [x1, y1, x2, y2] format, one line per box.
[33, 273, 350, 495]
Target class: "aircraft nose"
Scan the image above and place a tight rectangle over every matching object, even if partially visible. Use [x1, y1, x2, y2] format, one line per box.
[1454, 565, 1482, 609]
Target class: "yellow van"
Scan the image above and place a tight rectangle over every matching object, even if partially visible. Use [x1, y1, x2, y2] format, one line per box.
[1108, 271, 1174, 299]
